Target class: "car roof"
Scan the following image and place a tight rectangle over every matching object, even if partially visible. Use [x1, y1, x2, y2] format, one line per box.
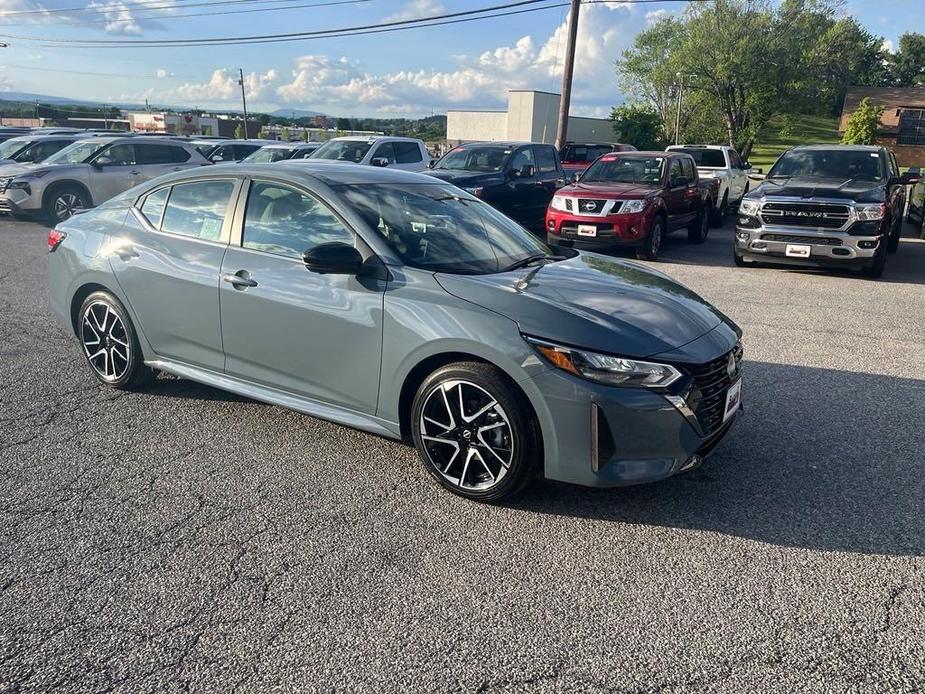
[155, 161, 438, 187]
[788, 144, 882, 152]
[452, 141, 541, 148]
[668, 144, 728, 150]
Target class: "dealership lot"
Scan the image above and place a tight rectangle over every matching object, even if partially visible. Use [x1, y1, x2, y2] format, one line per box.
[2, 216, 924, 692]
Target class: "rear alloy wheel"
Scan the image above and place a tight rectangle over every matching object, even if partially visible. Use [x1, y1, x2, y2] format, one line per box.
[688, 205, 710, 243]
[411, 362, 537, 501]
[78, 292, 152, 389]
[636, 217, 664, 261]
[44, 185, 89, 225]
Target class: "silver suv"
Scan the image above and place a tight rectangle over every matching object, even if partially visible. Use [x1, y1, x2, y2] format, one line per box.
[0, 134, 88, 167]
[0, 136, 209, 223]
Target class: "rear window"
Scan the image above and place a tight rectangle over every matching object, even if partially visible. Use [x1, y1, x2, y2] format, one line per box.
[560, 144, 614, 163]
[136, 143, 188, 165]
[674, 148, 726, 167]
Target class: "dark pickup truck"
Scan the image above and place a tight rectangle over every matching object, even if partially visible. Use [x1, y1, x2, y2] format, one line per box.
[734, 144, 920, 278]
[425, 141, 565, 230]
[545, 150, 719, 260]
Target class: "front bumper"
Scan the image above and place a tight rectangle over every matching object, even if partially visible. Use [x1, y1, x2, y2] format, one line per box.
[546, 207, 653, 249]
[734, 220, 883, 268]
[0, 186, 39, 213]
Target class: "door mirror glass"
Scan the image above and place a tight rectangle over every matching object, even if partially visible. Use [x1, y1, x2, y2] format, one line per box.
[672, 175, 689, 188]
[513, 164, 535, 178]
[303, 242, 364, 275]
[371, 157, 389, 168]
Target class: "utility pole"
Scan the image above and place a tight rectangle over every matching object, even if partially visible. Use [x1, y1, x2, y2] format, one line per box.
[554, 0, 581, 151]
[238, 68, 249, 139]
[674, 73, 684, 145]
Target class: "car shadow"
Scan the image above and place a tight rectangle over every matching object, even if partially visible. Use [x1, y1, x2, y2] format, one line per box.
[508, 360, 925, 557]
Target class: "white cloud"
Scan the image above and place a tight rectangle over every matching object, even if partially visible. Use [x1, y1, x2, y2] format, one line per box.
[881, 39, 895, 54]
[0, 74, 11, 92]
[167, 68, 278, 102]
[155, 68, 171, 79]
[383, 0, 446, 22]
[645, 9, 669, 24]
[85, 0, 179, 34]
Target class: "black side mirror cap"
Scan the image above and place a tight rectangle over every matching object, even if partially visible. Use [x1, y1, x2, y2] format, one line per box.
[371, 157, 389, 168]
[427, 159, 437, 169]
[302, 242, 365, 275]
[890, 172, 921, 186]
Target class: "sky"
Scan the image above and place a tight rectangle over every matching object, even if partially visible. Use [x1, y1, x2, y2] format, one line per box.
[0, 0, 919, 118]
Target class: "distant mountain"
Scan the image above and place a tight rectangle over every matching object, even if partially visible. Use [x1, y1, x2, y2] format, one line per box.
[0, 91, 128, 108]
[269, 108, 327, 118]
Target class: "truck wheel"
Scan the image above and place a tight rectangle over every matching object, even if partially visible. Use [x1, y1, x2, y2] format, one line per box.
[636, 217, 664, 261]
[733, 248, 750, 267]
[886, 219, 901, 254]
[689, 205, 710, 243]
[710, 192, 727, 227]
[861, 246, 887, 279]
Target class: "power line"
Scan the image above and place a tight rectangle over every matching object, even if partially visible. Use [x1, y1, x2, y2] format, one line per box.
[0, 61, 199, 79]
[0, 0, 365, 18]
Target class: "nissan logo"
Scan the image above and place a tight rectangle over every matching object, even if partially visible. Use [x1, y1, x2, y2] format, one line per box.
[583, 201, 598, 211]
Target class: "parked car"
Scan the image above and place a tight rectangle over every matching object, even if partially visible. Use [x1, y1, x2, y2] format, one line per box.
[48, 162, 743, 501]
[0, 134, 87, 167]
[190, 139, 269, 163]
[243, 141, 320, 163]
[666, 144, 753, 222]
[560, 142, 637, 176]
[546, 150, 718, 260]
[905, 166, 925, 238]
[308, 136, 431, 171]
[734, 145, 918, 278]
[425, 141, 565, 229]
[0, 137, 209, 223]
[0, 127, 33, 144]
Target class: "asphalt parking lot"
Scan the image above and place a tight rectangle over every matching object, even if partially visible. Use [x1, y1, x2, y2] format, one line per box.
[1, 214, 924, 693]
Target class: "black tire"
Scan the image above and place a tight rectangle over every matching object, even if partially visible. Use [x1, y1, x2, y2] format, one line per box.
[710, 192, 727, 227]
[77, 291, 152, 390]
[411, 361, 539, 502]
[733, 248, 749, 267]
[886, 219, 901, 254]
[43, 184, 90, 225]
[635, 216, 664, 261]
[688, 205, 710, 243]
[861, 245, 887, 279]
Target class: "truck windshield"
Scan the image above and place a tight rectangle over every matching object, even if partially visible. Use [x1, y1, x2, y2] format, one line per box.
[674, 148, 726, 167]
[768, 149, 885, 181]
[434, 146, 510, 172]
[582, 156, 665, 184]
[337, 183, 557, 274]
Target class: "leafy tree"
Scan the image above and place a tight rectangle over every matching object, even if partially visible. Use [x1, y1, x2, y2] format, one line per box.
[841, 97, 884, 145]
[610, 103, 665, 150]
[336, 117, 352, 130]
[280, 126, 291, 142]
[888, 33, 925, 87]
[233, 123, 245, 139]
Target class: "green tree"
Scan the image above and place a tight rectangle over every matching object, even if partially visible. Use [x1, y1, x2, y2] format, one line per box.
[888, 33, 925, 87]
[280, 126, 291, 142]
[233, 123, 245, 139]
[841, 97, 884, 145]
[610, 103, 665, 150]
[336, 117, 352, 130]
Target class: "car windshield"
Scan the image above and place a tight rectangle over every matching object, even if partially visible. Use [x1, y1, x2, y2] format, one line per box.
[310, 140, 373, 163]
[560, 144, 614, 163]
[582, 156, 665, 184]
[44, 141, 107, 165]
[674, 148, 726, 167]
[768, 149, 885, 181]
[245, 147, 295, 163]
[434, 146, 510, 172]
[0, 139, 33, 159]
[338, 183, 557, 274]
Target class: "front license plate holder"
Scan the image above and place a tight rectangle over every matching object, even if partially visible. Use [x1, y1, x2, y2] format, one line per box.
[723, 378, 742, 423]
[785, 244, 811, 258]
[577, 224, 597, 237]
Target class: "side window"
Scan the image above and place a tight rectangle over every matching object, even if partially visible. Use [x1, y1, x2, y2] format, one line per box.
[534, 145, 558, 173]
[393, 141, 423, 164]
[729, 150, 742, 168]
[681, 157, 696, 181]
[160, 180, 235, 241]
[170, 146, 191, 163]
[669, 159, 684, 186]
[212, 145, 235, 161]
[103, 143, 136, 166]
[136, 144, 178, 165]
[889, 152, 900, 177]
[509, 147, 535, 174]
[234, 145, 259, 160]
[140, 187, 170, 229]
[373, 142, 397, 164]
[242, 181, 353, 259]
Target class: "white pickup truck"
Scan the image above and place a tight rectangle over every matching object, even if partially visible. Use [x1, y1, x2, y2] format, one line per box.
[666, 144, 755, 224]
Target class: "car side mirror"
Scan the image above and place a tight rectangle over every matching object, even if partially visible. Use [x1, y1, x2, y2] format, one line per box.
[371, 157, 389, 168]
[512, 164, 534, 179]
[908, 166, 922, 175]
[427, 159, 437, 169]
[211, 154, 224, 162]
[570, 172, 581, 184]
[93, 155, 113, 168]
[302, 242, 365, 275]
[741, 162, 752, 170]
[673, 175, 689, 188]
[891, 171, 921, 186]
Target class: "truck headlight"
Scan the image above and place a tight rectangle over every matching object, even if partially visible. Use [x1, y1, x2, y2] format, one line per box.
[854, 203, 885, 221]
[621, 199, 647, 214]
[738, 198, 760, 216]
[525, 337, 682, 389]
[550, 194, 570, 211]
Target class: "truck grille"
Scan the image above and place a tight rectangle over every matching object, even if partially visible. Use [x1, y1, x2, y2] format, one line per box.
[760, 202, 851, 229]
[760, 234, 842, 246]
[564, 198, 574, 212]
[577, 198, 607, 214]
[687, 343, 743, 436]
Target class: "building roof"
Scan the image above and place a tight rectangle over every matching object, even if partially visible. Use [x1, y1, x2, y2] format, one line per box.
[839, 87, 925, 132]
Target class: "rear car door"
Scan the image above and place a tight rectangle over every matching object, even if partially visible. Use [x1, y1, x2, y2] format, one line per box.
[665, 158, 688, 230]
[111, 177, 240, 371]
[218, 178, 385, 412]
[727, 149, 747, 202]
[134, 143, 193, 180]
[391, 141, 426, 172]
[503, 146, 539, 226]
[532, 145, 563, 215]
[88, 143, 140, 202]
[680, 157, 700, 225]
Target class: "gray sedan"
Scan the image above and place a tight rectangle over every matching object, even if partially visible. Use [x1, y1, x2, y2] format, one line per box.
[48, 163, 743, 501]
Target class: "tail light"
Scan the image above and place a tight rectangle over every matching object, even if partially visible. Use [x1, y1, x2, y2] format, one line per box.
[48, 229, 67, 252]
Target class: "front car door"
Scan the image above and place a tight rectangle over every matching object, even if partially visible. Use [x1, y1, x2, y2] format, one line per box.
[111, 176, 240, 370]
[218, 178, 385, 412]
[88, 143, 140, 202]
[532, 145, 563, 214]
[503, 146, 538, 226]
[134, 143, 194, 180]
[665, 157, 688, 230]
[727, 149, 747, 201]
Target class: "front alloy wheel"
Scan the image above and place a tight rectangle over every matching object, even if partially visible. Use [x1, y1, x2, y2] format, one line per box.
[78, 292, 152, 389]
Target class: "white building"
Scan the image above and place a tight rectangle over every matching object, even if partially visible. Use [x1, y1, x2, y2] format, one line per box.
[446, 90, 613, 145]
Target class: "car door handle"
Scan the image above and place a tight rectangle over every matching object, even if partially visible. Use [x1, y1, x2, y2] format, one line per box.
[222, 271, 258, 289]
[130, 170, 141, 176]
[115, 247, 139, 261]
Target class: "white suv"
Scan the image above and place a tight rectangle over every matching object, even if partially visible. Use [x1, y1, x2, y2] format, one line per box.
[666, 144, 753, 222]
[306, 136, 431, 172]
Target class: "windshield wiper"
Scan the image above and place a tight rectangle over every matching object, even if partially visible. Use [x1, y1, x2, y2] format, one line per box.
[501, 253, 565, 272]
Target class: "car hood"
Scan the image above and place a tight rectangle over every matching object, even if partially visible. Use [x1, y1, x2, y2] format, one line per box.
[425, 169, 505, 187]
[751, 176, 886, 203]
[559, 181, 660, 198]
[436, 252, 737, 358]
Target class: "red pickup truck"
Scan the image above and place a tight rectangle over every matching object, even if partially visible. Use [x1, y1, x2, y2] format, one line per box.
[545, 150, 719, 261]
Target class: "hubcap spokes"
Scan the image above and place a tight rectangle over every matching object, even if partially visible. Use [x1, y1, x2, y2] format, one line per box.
[419, 380, 514, 491]
[55, 194, 82, 221]
[81, 301, 129, 381]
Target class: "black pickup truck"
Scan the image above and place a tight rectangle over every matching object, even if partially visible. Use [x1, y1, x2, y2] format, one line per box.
[734, 144, 920, 278]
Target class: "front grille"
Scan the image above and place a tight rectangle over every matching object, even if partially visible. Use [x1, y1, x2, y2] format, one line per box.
[760, 202, 851, 229]
[564, 198, 574, 212]
[687, 343, 743, 436]
[577, 198, 606, 214]
[760, 234, 842, 246]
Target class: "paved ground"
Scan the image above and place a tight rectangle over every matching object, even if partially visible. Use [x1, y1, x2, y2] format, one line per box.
[1, 214, 924, 694]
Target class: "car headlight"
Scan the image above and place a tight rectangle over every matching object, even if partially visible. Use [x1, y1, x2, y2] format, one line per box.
[526, 337, 682, 388]
[621, 199, 647, 214]
[854, 203, 885, 221]
[462, 186, 483, 197]
[738, 198, 760, 216]
[550, 194, 570, 211]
